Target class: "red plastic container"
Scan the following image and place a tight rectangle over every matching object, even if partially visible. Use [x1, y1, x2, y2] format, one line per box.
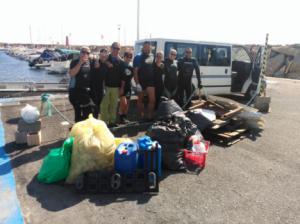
[183, 141, 210, 173]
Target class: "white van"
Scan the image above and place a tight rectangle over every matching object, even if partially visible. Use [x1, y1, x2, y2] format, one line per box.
[134, 38, 264, 99]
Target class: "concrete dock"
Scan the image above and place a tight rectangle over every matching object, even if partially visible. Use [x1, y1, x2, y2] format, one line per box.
[0, 77, 299, 224]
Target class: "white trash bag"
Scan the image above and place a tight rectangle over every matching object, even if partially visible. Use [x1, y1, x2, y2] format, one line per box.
[21, 104, 40, 123]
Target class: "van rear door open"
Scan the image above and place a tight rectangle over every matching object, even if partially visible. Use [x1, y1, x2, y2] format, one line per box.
[198, 44, 232, 95]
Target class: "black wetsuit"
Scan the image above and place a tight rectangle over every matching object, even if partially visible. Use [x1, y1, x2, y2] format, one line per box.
[153, 62, 165, 107]
[121, 63, 134, 99]
[68, 59, 93, 122]
[164, 58, 178, 99]
[90, 59, 107, 118]
[177, 57, 201, 106]
[133, 53, 155, 90]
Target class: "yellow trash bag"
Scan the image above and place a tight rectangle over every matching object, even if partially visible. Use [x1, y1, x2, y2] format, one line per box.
[114, 137, 133, 147]
[66, 115, 116, 183]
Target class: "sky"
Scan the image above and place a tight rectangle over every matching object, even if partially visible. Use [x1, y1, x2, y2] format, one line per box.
[0, 0, 298, 46]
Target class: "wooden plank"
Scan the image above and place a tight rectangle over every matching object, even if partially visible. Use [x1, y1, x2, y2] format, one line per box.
[190, 100, 204, 107]
[220, 107, 243, 120]
[207, 99, 226, 110]
[217, 129, 247, 138]
[189, 101, 206, 110]
[227, 135, 246, 146]
[211, 119, 230, 130]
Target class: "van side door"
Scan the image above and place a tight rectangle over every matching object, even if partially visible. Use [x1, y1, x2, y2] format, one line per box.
[198, 44, 232, 95]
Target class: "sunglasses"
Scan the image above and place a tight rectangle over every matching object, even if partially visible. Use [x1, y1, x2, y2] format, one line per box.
[112, 46, 120, 50]
[170, 53, 177, 56]
[81, 51, 90, 55]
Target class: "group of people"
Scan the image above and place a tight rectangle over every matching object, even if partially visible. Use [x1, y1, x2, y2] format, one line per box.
[68, 41, 203, 126]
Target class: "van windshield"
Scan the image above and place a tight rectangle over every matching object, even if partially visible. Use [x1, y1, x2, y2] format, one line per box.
[134, 41, 157, 55]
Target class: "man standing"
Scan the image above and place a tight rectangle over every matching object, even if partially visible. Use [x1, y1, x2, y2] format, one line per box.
[133, 41, 156, 121]
[101, 42, 124, 127]
[177, 48, 201, 107]
[68, 46, 93, 122]
[119, 50, 134, 124]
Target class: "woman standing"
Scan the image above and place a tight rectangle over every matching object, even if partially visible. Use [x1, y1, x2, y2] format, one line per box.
[164, 49, 178, 100]
[153, 51, 165, 108]
[90, 48, 109, 118]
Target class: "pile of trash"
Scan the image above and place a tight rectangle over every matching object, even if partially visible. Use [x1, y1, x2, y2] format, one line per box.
[37, 115, 163, 193]
[36, 111, 211, 193]
[182, 96, 265, 146]
[36, 95, 266, 193]
[266, 45, 300, 79]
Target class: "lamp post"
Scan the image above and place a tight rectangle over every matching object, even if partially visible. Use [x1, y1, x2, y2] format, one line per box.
[117, 24, 121, 43]
[137, 0, 140, 40]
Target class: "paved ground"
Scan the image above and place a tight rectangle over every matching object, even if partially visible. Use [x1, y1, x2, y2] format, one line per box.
[0, 77, 299, 224]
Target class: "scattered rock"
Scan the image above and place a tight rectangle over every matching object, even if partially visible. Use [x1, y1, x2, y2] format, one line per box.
[271, 46, 300, 57]
[285, 72, 300, 79]
[289, 55, 300, 73]
[266, 54, 285, 75]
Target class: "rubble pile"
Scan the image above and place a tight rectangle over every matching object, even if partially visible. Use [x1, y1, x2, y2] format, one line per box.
[266, 45, 300, 79]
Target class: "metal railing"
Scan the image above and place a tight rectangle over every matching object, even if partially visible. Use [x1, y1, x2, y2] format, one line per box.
[0, 82, 68, 92]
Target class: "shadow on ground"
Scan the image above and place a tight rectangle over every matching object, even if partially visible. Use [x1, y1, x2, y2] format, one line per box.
[26, 172, 170, 211]
[6, 117, 21, 125]
[0, 140, 64, 176]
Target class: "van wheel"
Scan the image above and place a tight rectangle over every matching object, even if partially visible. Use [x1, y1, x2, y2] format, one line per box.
[245, 84, 257, 100]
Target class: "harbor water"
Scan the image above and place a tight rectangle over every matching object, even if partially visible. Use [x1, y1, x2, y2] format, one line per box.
[0, 51, 66, 83]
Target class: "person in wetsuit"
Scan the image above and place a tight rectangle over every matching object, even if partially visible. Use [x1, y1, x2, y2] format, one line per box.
[118, 50, 134, 124]
[133, 41, 156, 120]
[164, 48, 178, 100]
[153, 51, 165, 108]
[68, 46, 94, 122]
[177, 47, 202, 107]
[90, 48, 108, 118]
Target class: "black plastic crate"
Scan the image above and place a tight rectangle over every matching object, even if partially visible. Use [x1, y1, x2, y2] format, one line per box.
[75, 146, 160, 194]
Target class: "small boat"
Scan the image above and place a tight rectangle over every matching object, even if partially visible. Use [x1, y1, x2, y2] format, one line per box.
[29, 49, 61, 67]
[46, 60, 71, 74]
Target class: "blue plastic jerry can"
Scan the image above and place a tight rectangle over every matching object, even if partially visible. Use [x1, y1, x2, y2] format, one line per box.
[137, 136, 162, 177]
[114, 143, 138, 174]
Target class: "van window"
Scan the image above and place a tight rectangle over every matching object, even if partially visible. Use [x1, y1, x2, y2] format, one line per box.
[232, 47, 251, 63]
[164, 42, 198, 60]
[134, 41, 157, 55]
[200, 45, 231, 66]
[165, 42, 176, 58]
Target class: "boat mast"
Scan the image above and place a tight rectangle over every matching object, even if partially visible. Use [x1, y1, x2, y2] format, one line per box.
[29, 25, 33, 45]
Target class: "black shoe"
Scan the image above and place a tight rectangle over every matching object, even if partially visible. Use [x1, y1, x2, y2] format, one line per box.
[146, 118, 154, 123]
[122, 115, 130, 124]
[107, 123, 117, 128]
[119, 114, 126, 124]
[140, 117, 154, 123]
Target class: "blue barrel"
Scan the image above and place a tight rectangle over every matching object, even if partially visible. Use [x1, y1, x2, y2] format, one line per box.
[114, 143, 138, 174]
[137, 136, 162, 177]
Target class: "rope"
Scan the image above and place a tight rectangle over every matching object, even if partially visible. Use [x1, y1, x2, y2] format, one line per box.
[40, 93, 74, 125]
